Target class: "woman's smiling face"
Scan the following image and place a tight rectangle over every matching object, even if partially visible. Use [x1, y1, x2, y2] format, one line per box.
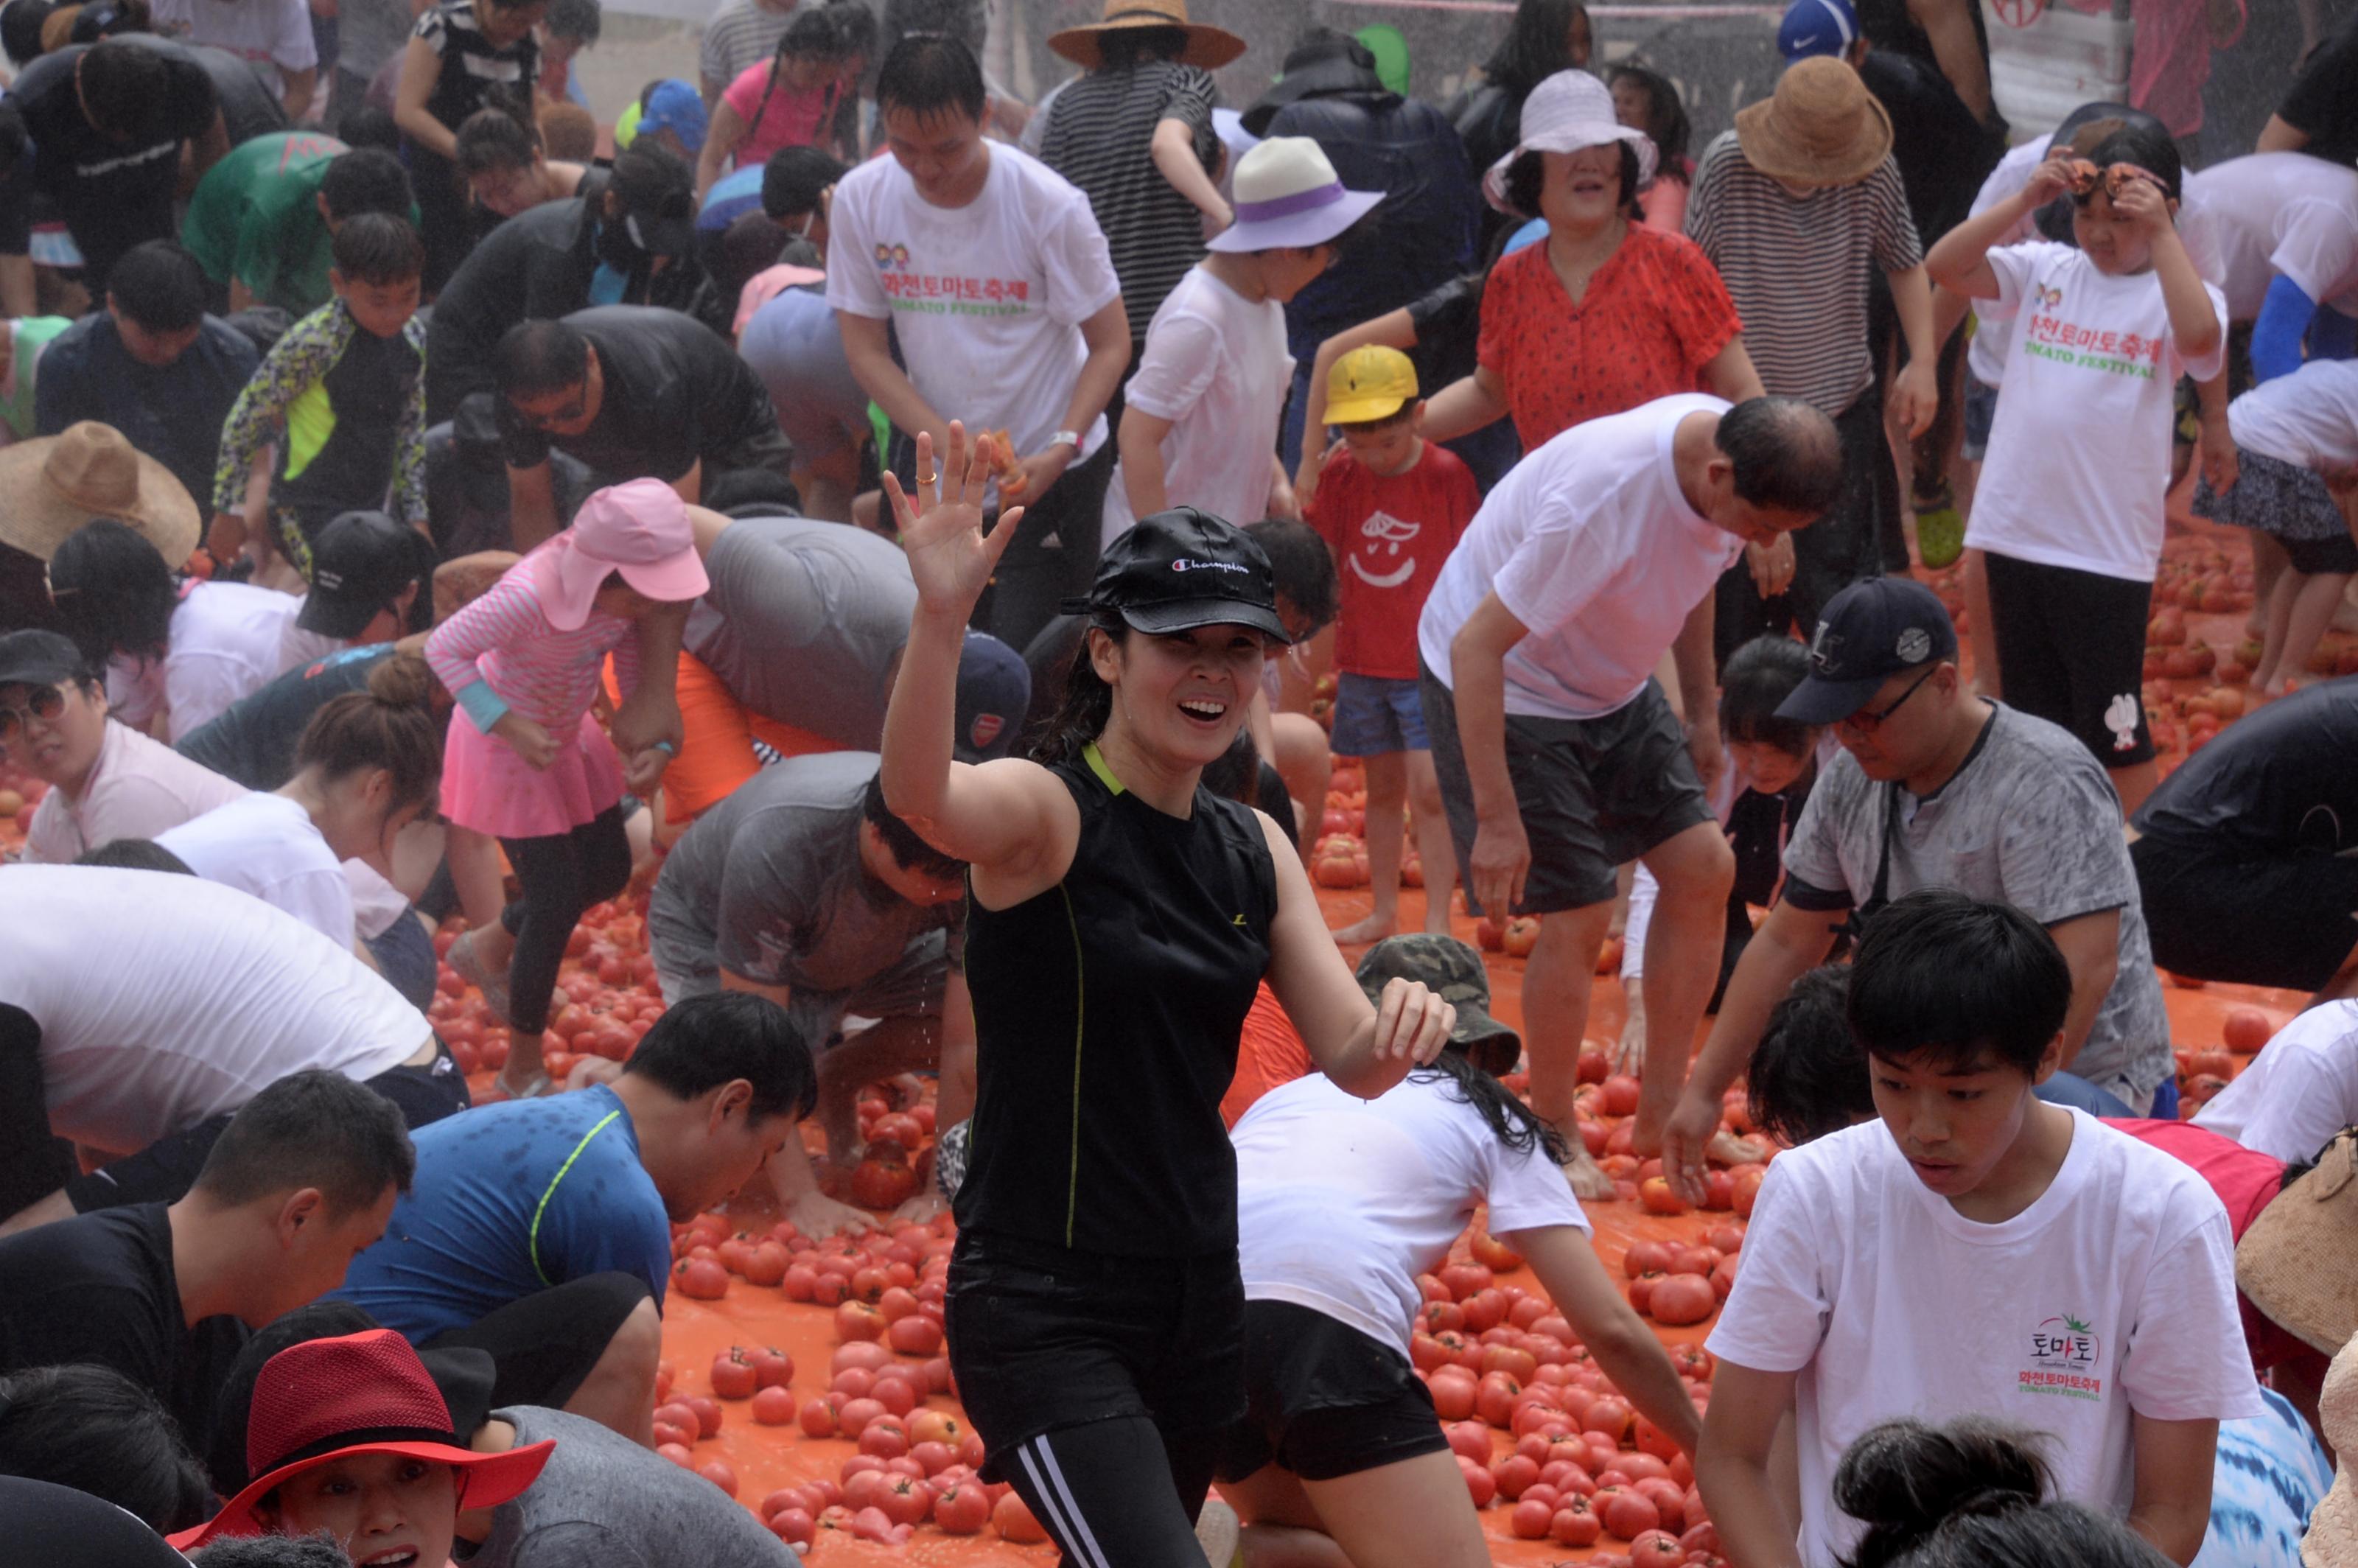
[262, 1452, 459, 1568]
[1096, 623, 1270, 771]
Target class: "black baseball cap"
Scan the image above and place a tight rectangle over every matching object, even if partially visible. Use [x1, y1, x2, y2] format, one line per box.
[609, 146, 696, 259]
[1062, 507, 1292, 644]
[0, 629, 92, 691]
[299, 512, 435, 640]
[1776, 576, 1959, 725]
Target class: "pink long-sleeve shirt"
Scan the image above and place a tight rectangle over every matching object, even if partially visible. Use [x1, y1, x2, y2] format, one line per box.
[424, 551, 640, 733]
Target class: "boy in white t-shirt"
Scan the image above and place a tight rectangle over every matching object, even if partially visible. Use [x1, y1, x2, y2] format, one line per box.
[825, 32, 1130, 655]
[1927, 124, 2227, 816]
[1102, 136, 1382, 546]
[1698, 889, 2261, 1568]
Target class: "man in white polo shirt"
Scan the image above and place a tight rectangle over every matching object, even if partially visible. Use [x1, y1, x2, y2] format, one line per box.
[1418, 393, 1841, 1184]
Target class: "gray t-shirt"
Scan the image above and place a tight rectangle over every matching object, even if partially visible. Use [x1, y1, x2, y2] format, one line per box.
[682, 516, 916, 749]
[651, 750, 964, 990]
[1781, 702, 2172, 1102]
[470, 1406, 796, 1567]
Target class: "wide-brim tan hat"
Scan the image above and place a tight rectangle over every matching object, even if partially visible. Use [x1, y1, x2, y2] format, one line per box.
[0, 421, 201, 570]
[1048, 0, 1245, 71]
[2238, 1126, 2358, 1357]
[2302, 1329, 2358, 1567]
[1733, 56, 1892, 186]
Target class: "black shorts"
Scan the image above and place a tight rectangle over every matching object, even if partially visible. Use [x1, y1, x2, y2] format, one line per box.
[1982, 551, 2154, 769]
[943, 1228, 1245, 1483]
[2133, 833, 2358, 992]
[421, 1271, 652, 1410]
[1422, 665, 1712, 914]
[2287, 531, 2358, 575]
[65, 1040, 473, 1214]
[1215, 1301, 1449, 1484]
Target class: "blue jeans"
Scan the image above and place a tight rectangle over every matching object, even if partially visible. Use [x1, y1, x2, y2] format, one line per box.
[363, 906, 438, 1012]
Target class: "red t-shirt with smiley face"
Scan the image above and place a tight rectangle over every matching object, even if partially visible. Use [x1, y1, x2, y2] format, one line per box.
[1306, 442, 1479, 680]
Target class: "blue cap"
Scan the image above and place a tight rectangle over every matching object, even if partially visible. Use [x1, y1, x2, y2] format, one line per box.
[638, 80, 710, 153]
[1778, 0, 1859, 60]
[1776, 576, 1959, 725]
[954, 631, 1029, 763]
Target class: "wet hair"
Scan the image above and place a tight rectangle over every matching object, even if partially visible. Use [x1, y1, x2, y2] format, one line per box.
[74, 838, 195, 874]
[545, 0, 598, 45]
[1096, 24, 1188, 69]
[875, 32, 985, 125]
[1609, 64, 1690, 172]
[47, 517, 177, 668]
[1716, 396, 1844, 516]
[1848, 889, 2071, 1076]
[454, 103, 541, 175]
[318, 147, 413, 222]
[825, 0, 876, 61]
[493, 317, 590, 399]
[0, 1364, 213, 1532]
[1244, 517, 1339, 635]
[1, 0, 55, 65]
[338, 105, 402, 153]
[1718, 634, 1816, 755]
[107, 240, 207, 333]
[291, 652, 441, 815]
[331, 211, 424, 287]
[1836, 1417, 2169, 1568]
[1747, 965, 1872, 1146]
[204, 1302, 380, 1494]
[77, 38, 173, 141]
[735, 6, 851, 151]
[189, 1068, 416, 1217]
[1412, 1046, 1567, 1161]
[2082, 124, 2182, 205]
[1481, 0, 1592, 94]
[860, 769, 964, 881]
[720, 208, 790, 300]
[192, 1537, 354, 1568]
[623, 990, 819, 1123]
[1501, 140, 1643, 220]
[761, 144, 847, 220]
[536, 100, 598, 161]
[1030, 610, 1126, 769]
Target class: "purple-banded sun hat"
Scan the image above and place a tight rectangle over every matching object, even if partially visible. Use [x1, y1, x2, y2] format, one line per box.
[1206, 136, 1385, 253]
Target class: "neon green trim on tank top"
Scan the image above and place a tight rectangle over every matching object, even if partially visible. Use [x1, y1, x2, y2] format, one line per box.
[1082, 741, 1124, 797]
[281, 379, 335, 483]
[1060, 883, 1084, 1246]
[531, 1110, 623, 1286]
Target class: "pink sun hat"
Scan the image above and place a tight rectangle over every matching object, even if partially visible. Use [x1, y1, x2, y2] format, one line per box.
[540, 477, 710, 631]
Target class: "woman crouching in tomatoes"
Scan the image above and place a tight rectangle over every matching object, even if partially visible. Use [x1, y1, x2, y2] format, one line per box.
[1206, 931, 1704, 1568]
[877, 426, 1458, 1568]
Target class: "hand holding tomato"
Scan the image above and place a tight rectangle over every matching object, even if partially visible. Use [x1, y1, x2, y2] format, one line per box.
[1658, 1091, 1723, 1209]
[1371, 976, 1457, 1065]
[884, 423, 1025, 619]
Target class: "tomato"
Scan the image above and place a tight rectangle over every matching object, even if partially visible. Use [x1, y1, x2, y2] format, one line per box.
[740, 1385, 788, 1425]
[909, 1408, 964, 1447]
[769, 1508, 815, 1547]
[1460, 1287, 1510, 1334]
[1634, 1476, 1687, 1531]
[1581, 1396, 1633, 1442]
[1711, 1254, 1740, 1300]
[1622, 1240, 1674, 1279]
[1469, 1230, 1525, 1272]
[836, 1396, 887, 1438]
[1637, 1177, 1688, 1216]
[696, 1459, 738, 1497]
[1628, 1527, 1684, 1567]
[850, 1147, 921, 1209]
[1600, 1074, 1642, 1116]
[1539, 1459, 1595, 1497]
[1670, 1343, 1715, 1383]
[876, 1474, 930, 1527]
[1475, 1372, 1523, 1428]
[887, 1314, 943, 1354]
[710, 1348, 757, 1400]
[1670, 1245, 1721, 1277]
[651, 1418, 693, 1449]
[1628, 1270, 1664, 1315]
[680, 1396, 721, 1438]
[1444, 1420, 1493, 1466]
[935, 1483, 990, 1535]
[743, 1242, 788, 1287]
[1681, 1520, 1723, 1557]
[836, 1301, 886, 1342]
[859, 1415, 910, 1460]
[1649, 1273, 1716, 1326]
[1430, 1372, 1477, 1421]
[749, 1345, 792, 1389]
[993, 1491, 1050, 1544]
[656, 1441, 695, 1469]
[1511, 1498, 1554, 1539]
[2224, 1006, 2272, 1054]
[1438, 1261, 1494, 1301]
[1729, 1164, 1768, 1218]
[833, 1341, 892, 1375]
[1500, 916, 1540, 957]
[2189, 1047, 2234, 1079]
[1551, 1498, 1603, 1547]
[870, 1112, 926, 1151]
[832, 1367, 875, 1400]
[876, 1285, 921, 1323]
[1706, 1222, 1746, 1256]
[673, 1257, 729, 1301]
[1480, 1344, 1537, 1382]
[1458, 1455, 1497, 1508]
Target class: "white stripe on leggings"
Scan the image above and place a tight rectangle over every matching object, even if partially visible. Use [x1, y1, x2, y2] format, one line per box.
[1018, 1435, 1112, 1568]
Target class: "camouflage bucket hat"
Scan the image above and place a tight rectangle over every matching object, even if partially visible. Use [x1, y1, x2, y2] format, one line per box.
[1354, 935, 1522, 1075]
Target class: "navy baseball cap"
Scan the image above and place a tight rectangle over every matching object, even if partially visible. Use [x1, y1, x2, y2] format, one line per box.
[1063, 507, 1292, 644]
[0, 629, 91, 690]
[953, 631, 1029, 763]
[1779, 0, 1860, 59]
[1777, 576, 1959, 724]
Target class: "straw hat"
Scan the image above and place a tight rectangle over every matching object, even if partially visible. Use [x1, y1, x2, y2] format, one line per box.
[1047, 0, 1245, 71]
[1732, 56, 1892, 186]
[0, 421, 200, 570]
[2238, 1126, 2358, 1357]
[2303, 1329, 2358, 1568]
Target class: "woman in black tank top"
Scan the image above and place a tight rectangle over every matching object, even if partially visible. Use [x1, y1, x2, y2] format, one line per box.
[875, 427, 1459, 1568]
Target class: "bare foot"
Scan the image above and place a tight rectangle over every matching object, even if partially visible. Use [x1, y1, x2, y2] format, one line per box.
[1561, 1145, 1616, 1200]
[1330, 910, 1399, 945]
[787, 1189, 877, 1239]
[1712, 1132, 1773, 1166]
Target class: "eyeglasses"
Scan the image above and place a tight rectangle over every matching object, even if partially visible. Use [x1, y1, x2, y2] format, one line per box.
[0, 683, 66, 743]
[1839, 665, 1939, 734]
[2063, 158, 2162, 206]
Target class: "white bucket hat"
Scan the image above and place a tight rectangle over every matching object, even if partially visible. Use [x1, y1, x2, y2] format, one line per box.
[1207, 136, 1384, 253]
[1483, 69, 1659, 216]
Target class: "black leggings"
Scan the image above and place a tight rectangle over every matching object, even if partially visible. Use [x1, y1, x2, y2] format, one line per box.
[498, 805, 631, 1035]
[1001, 1420, 1222, 1568]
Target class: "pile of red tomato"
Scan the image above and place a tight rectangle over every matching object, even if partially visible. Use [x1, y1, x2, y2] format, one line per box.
[422, 900, 662, 1079]
[2172, 1004, 2275, 1112]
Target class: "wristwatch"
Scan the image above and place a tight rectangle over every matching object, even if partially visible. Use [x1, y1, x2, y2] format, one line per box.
[1049, 429, 1082, 452]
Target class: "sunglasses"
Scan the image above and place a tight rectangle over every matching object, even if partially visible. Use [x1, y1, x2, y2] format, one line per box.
[0, 682, 66, 743]
[2062, 159, 2163, 206]
[1837, 665, 1939, 735]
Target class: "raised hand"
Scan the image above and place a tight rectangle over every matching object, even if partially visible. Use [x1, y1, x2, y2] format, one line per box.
[1369, 976, 1458, 1065]
[883, 424, 1025, 619]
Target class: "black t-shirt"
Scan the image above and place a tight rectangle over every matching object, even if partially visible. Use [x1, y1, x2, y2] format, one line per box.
[177, 643, 393, 787]
[2131, 676, 2358, 853]
[1406, 270, 1486, 401]
[0, 1202, 250, 1452]
[138, 36, 287, 147]
[496, 305, 774, 483]
[10, 40, 219, 283]
[1861, 49, 1999, 246]
[2277, 13, 2358, 165]
[956, 754, 1277, 1256]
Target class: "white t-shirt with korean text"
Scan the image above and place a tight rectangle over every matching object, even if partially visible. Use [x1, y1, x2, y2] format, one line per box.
[1706, 1110, 2263, 1568]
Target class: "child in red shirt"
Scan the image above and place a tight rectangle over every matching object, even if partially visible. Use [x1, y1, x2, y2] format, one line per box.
[1305, 346, 1478, 943]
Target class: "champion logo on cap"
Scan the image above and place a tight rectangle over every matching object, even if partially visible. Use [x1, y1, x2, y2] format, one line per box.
[1172, 559, 1250, 575]
[968, 713, 1004, 749]
[1895, 628, 1931, 663]
[314, 570, 346, 591]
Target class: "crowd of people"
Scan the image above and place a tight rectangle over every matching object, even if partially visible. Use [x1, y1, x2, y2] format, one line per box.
[1, 0, 2357, 1562]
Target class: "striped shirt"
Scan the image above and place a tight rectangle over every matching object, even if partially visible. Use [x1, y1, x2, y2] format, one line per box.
[699, 0, 795, 93]
[1683, 130, 1923, 417]
[424, 549, 641, 732]
[413, 1, 538, 133]
[1038, 61, 1217, 343]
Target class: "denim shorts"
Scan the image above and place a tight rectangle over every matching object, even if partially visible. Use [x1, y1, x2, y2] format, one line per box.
[1329, 673, 1430, 757]
[1962, 374, 1998, 461]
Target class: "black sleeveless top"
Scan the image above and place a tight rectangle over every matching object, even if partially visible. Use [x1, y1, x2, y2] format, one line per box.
[955, 746, 1278, 1259]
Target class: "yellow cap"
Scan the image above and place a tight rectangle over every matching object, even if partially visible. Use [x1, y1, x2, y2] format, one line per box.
[1324, 345, 1419, 426]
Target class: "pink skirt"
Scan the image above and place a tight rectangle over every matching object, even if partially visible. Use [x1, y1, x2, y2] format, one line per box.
[440, 708, 624, 840]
